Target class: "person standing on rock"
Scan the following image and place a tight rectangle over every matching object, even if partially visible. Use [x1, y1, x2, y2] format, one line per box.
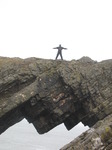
[53, 44, 67, 60]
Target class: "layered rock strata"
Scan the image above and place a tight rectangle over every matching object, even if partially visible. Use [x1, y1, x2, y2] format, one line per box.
[0, 56, 112, 149]
[60, 114, 112, 150]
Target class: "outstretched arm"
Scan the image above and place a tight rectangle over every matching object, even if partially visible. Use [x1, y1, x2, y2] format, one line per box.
[63, 47, 67, 50]
[53, 47, 58, 49]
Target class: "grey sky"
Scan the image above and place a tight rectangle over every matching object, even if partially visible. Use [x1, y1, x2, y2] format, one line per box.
[0, 0, 112, 61]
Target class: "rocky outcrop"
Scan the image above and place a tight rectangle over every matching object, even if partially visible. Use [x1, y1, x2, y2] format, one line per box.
[0, 56, 112, 149]
[60, 114, 112, 150]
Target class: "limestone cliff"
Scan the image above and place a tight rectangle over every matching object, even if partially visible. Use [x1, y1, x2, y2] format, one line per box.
[0, 56, 112, 149]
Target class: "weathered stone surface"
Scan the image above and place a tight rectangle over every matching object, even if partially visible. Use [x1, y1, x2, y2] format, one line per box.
[60, 114, 112, 150]
[0, 56, 112, 149]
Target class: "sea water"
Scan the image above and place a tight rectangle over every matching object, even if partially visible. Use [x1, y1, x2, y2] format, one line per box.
[0, 119, 89, 150]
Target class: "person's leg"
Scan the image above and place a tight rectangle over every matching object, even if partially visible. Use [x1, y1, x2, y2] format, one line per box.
[55, 52, 59, 60]
[60, 52, 63, 60]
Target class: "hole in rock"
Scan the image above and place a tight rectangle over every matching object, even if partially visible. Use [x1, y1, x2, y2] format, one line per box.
[0, 119, 89, 150]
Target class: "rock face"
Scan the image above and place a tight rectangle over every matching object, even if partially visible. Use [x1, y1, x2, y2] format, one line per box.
[60, 114, 112, 150]
[0, 56, 112, 149]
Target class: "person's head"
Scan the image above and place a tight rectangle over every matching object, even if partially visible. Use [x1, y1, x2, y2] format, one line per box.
[59, 44, 61, 47]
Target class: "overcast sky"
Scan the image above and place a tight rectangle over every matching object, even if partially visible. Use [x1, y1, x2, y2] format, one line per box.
[0, 0, 112, 61]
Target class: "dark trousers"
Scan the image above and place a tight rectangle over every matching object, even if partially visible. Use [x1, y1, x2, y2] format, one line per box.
[55, 52, 63, 60]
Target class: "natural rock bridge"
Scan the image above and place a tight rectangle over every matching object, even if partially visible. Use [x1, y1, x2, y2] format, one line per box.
[0, 56, 112, 149]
